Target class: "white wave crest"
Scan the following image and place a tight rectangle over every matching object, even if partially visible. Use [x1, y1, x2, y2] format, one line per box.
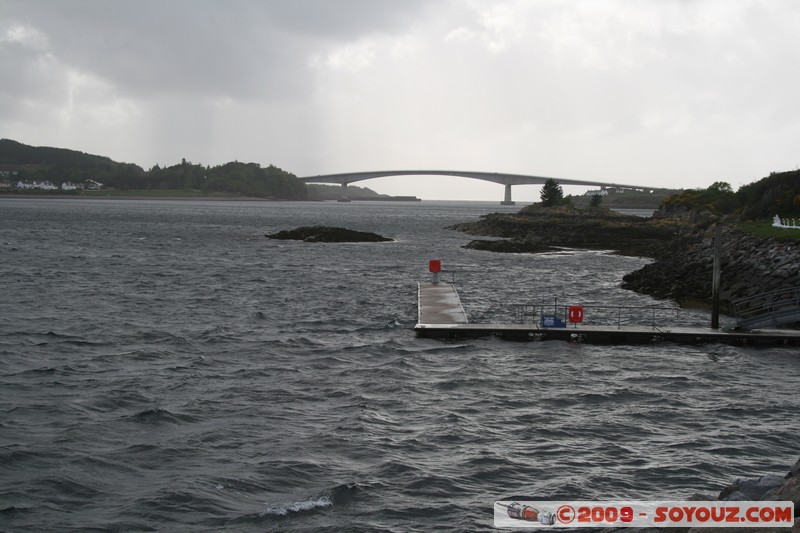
[261, 496, 332, 516]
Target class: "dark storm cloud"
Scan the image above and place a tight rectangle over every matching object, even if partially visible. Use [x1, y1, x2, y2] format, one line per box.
[2, 0, 799, 199]
[0, 0, 428, 101]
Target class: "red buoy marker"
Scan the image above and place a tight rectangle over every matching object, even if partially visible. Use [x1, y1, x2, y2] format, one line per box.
[429, 259, 442, 284]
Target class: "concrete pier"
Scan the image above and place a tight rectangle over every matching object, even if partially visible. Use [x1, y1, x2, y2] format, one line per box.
[417, 282, 468, 325]
[338, 182, 351, 202]
[501, 184, 515, 205]
[414, 283, 800, 346]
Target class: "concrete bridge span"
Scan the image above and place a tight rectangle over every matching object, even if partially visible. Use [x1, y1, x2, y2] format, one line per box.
[298, 170, 648, 204]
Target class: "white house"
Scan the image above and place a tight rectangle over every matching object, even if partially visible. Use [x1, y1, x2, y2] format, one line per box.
[15, 180, 58, 190]
[61, 182, 78, 191]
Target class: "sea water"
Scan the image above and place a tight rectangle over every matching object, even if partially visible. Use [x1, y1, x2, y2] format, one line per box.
[1, 198, 797, 531]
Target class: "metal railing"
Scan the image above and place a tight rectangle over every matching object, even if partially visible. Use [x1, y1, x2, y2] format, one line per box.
[512, 303, 681, 330]
[733, 287, 800, 327]
[431, 270, 457, 284]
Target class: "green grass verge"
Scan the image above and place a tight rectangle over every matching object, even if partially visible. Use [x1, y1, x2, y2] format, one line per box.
[738, 219, 800, 241]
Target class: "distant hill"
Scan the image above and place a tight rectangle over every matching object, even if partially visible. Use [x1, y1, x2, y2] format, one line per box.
[567, 188, 678, 210]
[304, 183, 420, 201]
[0, 138, 145, 185]
[306, 183, 384, 200]
[0, 139, 307, 199]
[0, 138, 118, 169]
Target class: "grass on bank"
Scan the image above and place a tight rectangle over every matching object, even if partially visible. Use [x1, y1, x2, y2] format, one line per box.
[738, 219, 800, 241]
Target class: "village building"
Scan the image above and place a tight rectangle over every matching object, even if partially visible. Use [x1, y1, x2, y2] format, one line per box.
[15, 180, 58, 190]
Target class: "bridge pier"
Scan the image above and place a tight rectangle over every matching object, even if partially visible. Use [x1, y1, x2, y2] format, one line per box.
[501, 184, 515, 205]
[338, 182, 351, 202]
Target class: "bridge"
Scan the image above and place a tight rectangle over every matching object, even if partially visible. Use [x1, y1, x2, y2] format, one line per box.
[298, 170, 649, 204]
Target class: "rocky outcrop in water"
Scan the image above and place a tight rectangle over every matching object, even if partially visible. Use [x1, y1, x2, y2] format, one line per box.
[452, 204, 800, 315]
[450, 205, 678, 257]
[621, 225, 800, 311]
[464, 239, 557, 253]
[266, 226, 393, 243]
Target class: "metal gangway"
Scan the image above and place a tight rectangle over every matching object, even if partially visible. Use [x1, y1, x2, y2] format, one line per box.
[733, 287, 800, 330]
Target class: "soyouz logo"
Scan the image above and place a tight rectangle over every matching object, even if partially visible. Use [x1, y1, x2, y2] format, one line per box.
[493, 501, 794, 528]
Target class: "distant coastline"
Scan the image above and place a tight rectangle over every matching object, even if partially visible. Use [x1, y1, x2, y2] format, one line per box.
[1, 193, 283, 201]
[355, 195, 421, 202]
[0, 192, 422, 202]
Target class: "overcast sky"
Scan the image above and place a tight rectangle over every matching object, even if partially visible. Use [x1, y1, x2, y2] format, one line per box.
[1, 0, 798, 201]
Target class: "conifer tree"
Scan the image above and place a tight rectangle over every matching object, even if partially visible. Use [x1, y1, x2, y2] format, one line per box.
[540, 178, 563, 207]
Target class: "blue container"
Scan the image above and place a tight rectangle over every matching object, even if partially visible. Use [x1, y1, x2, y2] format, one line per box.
[541, 316, 566, 328]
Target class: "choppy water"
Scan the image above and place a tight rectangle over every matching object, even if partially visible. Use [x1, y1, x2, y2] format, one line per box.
[1, 198, 797, 532]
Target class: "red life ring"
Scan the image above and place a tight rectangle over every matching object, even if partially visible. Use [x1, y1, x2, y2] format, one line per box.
[568, 305, 584, 323]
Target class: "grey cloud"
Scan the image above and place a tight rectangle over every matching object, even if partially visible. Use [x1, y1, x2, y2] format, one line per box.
[0, 0, 428, 102]
[262, 0, 431, 38]
[0, 38, 67, 119]
[1, 0, 799, 197]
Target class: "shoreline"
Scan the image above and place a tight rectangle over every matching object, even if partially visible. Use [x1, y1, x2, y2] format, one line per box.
[0, 193, 423, 202]
[0, 193, 279, 201]
[450, 207, 800, 319]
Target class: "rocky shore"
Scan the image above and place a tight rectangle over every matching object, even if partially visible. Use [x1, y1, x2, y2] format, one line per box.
[603, 457, 800, 533]
[621, 224, 800, 312]
[450, 204, 800, 316]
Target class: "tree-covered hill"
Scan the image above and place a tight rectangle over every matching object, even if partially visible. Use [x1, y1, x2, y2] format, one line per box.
[0, 139, 307, 199]
[146, 159, 306, 199]
[0, 138, 116, 168]
[737, 170, 800, 219]
[0, 138, 145, 186]
[658, 170, 800, 221]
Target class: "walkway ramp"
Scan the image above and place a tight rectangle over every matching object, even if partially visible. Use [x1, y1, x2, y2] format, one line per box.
[417, 282, 468, 325]
[734, 287, 800, 330]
